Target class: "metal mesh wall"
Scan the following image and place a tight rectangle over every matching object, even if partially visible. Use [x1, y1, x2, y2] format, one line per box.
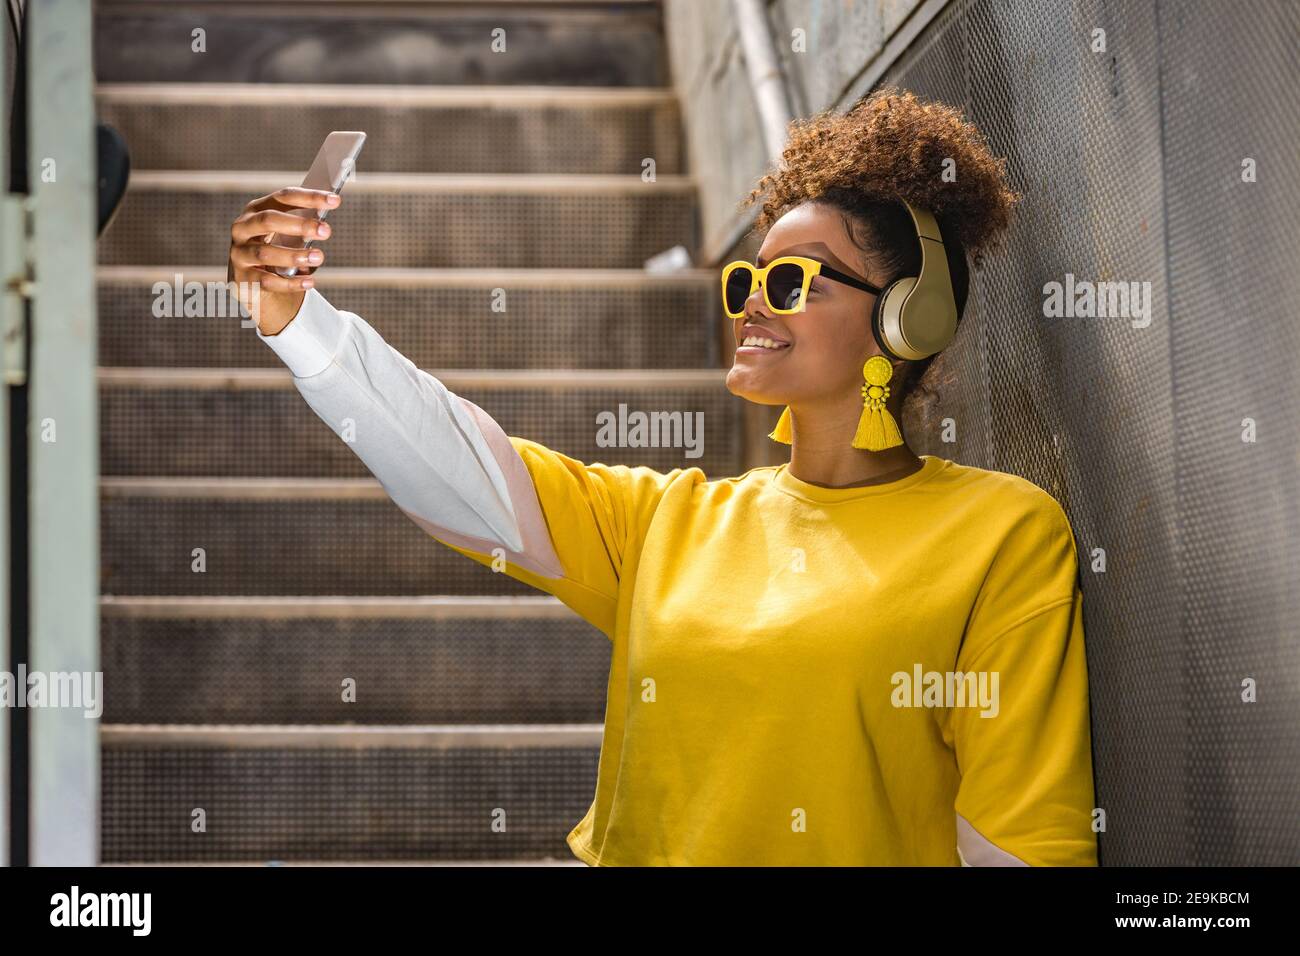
[882, 0, 1300, 864]
[1156, 0, 1300, 865]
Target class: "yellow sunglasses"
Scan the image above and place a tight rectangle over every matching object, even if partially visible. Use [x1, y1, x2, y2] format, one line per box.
[721, 255, 883, 318]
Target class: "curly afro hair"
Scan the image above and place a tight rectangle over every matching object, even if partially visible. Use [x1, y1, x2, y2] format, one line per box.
[740, 87, 1020, 411]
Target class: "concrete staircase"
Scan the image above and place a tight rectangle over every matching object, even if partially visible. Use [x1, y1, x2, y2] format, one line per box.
[93, 0, 738, 864]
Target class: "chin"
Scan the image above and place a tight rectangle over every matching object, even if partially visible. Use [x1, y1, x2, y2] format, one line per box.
[724, 375, 777, 406]
[723, 367, 758, 399]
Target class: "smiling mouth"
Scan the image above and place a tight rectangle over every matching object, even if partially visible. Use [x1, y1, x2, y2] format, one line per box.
[737, 336, 792, 352]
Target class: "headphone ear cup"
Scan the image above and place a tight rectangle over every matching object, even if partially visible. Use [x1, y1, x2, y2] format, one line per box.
[870, 278, 913, 362]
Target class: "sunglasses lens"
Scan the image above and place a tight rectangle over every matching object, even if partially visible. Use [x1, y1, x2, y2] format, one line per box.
[767, 262, 807, 311]
[724, 266, 754, 315]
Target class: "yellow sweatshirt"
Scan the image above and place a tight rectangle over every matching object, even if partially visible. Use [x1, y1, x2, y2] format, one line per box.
[258, 290, 1097, 865]
[435, 440, 1099, 867]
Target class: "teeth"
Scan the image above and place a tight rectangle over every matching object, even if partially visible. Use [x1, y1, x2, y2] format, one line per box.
[742, 336, 788, 349]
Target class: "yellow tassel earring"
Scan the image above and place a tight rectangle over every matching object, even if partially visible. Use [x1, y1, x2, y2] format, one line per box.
[768, 405, 793, 444]
[768, 355, 904, 449]
[852, 355, 904, 450]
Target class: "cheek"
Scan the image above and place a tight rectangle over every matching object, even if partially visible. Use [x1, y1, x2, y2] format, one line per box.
[787, 334, 867, 390]
[796, 305, 869, 365]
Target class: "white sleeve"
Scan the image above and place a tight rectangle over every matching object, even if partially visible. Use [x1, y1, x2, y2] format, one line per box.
[255, 287, 530, 555]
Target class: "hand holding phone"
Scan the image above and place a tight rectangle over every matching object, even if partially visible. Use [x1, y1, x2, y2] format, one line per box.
[269, 131, 366, 278]
[226, 130, 366, 335]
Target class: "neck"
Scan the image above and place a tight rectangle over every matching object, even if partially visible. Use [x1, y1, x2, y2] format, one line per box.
[784, 396, 923, 488]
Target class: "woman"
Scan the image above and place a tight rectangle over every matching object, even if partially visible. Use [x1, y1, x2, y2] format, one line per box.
[227, 89, 1098, 866]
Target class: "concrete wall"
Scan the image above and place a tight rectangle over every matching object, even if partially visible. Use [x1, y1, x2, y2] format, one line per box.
[663, 0, 929, 265]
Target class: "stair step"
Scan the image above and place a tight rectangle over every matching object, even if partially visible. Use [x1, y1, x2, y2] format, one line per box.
[95, 0, 687, 866]
[97, 84, 682, 175]
[102, 723, 604, 747]
[99, 267, 720, 369]
[94, 0, 665, 87]
[101, 723, 601, 863]
[98, 368, 735, 478]
[101, 595, 611, 724]
[99, 480, 556, 596]
[101, 594, 576, 618]
[104, 859, 588, 867]
[98, 172, 698, 269]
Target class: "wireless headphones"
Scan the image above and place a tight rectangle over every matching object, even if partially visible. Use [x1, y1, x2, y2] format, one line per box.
[869, 199, 959, 363]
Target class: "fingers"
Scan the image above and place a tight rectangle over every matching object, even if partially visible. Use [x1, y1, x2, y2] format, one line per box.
[234, 265, 317, 295]
[232, 238, 326, 272]
[231, 205, 335, 245]
[228, 188, 339, 299]
[246, 186, 339, 214]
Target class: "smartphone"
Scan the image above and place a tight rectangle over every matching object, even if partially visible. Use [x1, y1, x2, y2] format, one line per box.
[271, 130, 366, 278]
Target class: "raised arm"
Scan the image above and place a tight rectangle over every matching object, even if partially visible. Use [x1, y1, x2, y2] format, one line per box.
[227, 187, 563, 578]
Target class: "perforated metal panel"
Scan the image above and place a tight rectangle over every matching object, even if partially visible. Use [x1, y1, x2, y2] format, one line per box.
[99, 384, 738, 477]
[98, 188, 698, 269]
[95, 98, 683, 175]
[98, 279, 720, 370]
[102, 497, 550, 597]
[1156, 0, 1300, 866]
[102, 745, 599, 863]
[101, 616, 611, 725]
[880, 0, 1300, 864]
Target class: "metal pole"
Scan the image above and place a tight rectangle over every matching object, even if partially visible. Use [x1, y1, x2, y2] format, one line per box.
[731, 0, 794, 160]
[0, 10, 8, 869]
[26, 0, 98, 866]
[0, 0, 17, 870]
